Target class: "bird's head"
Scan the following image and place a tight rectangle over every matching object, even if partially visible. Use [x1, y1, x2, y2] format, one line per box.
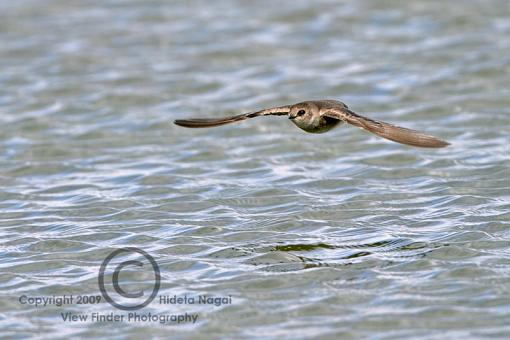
[288, 102, 313, 122]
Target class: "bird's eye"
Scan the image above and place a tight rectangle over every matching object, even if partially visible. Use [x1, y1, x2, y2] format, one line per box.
[297, 110, 306, 116]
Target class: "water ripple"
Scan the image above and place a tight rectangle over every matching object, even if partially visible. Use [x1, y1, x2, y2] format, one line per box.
[1, 0, 510, 337]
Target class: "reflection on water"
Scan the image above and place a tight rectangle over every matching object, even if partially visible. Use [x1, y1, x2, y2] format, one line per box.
[1, 0, 510, 337]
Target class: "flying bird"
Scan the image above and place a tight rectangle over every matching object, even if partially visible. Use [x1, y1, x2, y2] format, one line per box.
[174, 100, 449, 148]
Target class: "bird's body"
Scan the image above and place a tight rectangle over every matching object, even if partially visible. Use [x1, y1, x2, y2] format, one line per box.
[294, 114, 341, 133]
[174, 100, 449, 148]
[287, 100, 344, 133]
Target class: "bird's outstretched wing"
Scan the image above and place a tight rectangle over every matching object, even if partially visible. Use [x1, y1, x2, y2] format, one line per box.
[323, 108, 449, 148]
[174, 105, 291, 128]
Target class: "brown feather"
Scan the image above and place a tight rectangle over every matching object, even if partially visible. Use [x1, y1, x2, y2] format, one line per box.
[174, 106, 291, 128]
[174, 113, 250, 128]
[325, 108, 449, 148]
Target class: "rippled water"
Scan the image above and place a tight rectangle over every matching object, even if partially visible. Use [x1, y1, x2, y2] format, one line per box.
[1, 0, 510, 338]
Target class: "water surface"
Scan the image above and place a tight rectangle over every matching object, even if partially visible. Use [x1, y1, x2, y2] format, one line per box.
[1, 0, 510, 338]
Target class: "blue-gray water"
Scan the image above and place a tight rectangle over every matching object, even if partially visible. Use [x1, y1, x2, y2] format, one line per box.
[1, 0, 510, 338]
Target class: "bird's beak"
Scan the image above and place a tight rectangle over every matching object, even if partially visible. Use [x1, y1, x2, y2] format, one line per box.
[288, 115, 296, 120]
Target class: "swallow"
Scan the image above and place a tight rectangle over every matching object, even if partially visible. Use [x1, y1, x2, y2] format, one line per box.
[174, 100, 449, 148]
